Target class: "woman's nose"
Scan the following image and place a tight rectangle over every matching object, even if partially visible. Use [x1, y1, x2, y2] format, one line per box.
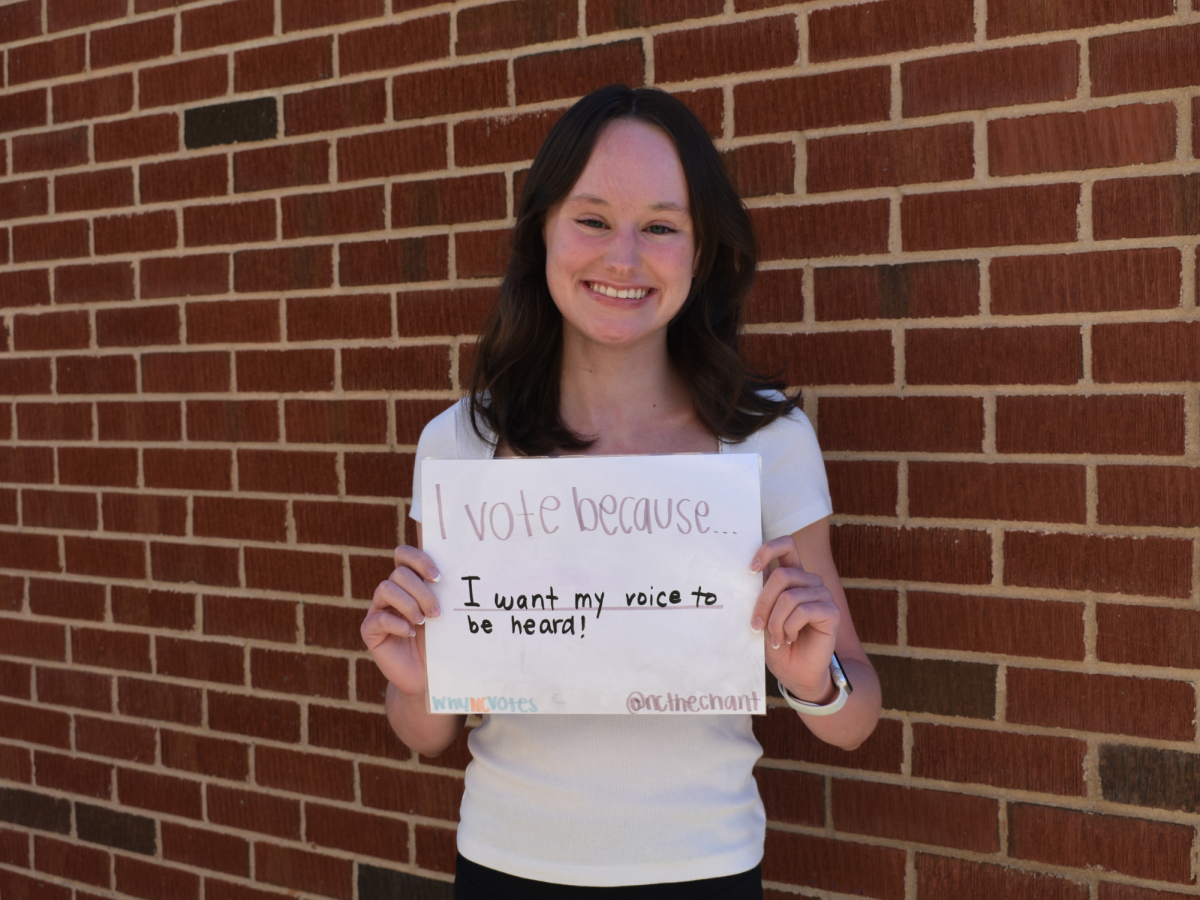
[603, 224, 639, 271]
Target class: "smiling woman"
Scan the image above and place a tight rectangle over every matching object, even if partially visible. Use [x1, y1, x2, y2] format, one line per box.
[360, 84, 882, 898]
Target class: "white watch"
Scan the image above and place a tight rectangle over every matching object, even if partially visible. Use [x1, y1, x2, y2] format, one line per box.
[777, 652, 853, 716]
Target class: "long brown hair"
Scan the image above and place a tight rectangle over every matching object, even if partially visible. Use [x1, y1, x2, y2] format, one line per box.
[468, 84, 797, 455]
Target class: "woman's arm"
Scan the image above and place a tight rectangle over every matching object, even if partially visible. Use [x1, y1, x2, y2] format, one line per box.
[750, 516, 882, 751]
[361, 523, 466, 757]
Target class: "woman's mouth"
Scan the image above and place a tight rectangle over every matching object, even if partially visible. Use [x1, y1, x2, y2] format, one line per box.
[586, 281, 651, 300]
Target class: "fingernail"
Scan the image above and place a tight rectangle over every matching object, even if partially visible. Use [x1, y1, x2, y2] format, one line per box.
[428, 568, 441, 583]
[771, 638, 780, 650]
[415, 614, 425, 625]
[751, 617, 764, 632]
[429, 603, 441, 618]
[749, 560, 761, 572]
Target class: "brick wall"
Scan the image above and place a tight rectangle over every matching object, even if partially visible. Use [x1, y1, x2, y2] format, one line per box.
[1, 0, 1198, 897]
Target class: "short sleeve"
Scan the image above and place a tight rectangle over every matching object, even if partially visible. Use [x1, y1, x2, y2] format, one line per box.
[408, 403, 463, 523]
[756, 408, 833, 541]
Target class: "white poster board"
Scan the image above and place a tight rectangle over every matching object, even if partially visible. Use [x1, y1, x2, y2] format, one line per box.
[421, 454, 765, 715]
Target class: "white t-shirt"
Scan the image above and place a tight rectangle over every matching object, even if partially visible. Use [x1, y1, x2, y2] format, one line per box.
[409, 397, 832, 886]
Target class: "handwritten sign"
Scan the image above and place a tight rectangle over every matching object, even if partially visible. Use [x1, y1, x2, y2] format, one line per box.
[421, 455, 765, 715]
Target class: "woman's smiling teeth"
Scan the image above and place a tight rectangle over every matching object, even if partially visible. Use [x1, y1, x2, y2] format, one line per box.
[588, 281, 650, 299]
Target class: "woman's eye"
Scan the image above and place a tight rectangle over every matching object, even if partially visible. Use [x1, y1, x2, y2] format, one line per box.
[578, 218, 606, 229]
[647, 224, 676, 235]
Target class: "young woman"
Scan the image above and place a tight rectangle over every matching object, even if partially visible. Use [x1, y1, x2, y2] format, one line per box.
[361, 84, 882, 898]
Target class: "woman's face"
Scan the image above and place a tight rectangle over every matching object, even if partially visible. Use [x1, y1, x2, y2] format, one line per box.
[542, 119, 696, 353]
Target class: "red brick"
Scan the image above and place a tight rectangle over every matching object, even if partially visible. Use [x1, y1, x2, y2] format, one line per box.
[112, 585, 195, 631]
[910, 326, 1081, 386]
[1095, 320, 1200, 383]
[186, 399, 279, 442]
[187, 299, 279, 344]
[305, 803, 407, 862]
[914, 723, 1087, 796]
[209, 692, 300, 742]
[12, 220, 89, 262]
[234, 141, 329, 193]
[809, 123, 973, 193]
[743, 331, 893, 385]
[343, 346, 450, 392]
[916, 854, 1088, 900]
[339, 236, 448, 287]
[397, 398, 456, 443]
[0, 698, 70, 747]
[0, 657, 30, 695]
[0, 178, 48, 221]
[763, 830, 905, 899]
[142, 350, 231, 392]
[0, 446, 54, 484]
[756, 200, 890, 261]
[0, 89, 47, 133]
[55, 168, 133, 214]
[911, 461, 1085, 523]
[0, 0, 41, 43]
[285, 399, 387, 445]
[834, 780, 998, 851]
[309, 704, 409, 759]
[413, 823, 454, 873]
[734, 67, 890, 136]
[142, 456, 228, 501]
[719, 142, 794, 199]
[184, 200, 274, 248]
[29, 577, 104, 619]
[236, 348, 333, 392]
[281, 0, 383, 31]
[52, 74, 132, 124]
[33, 833, 110, 886]
[811, 0, 973, 61]
[162, 823, 248, 878]
[0, 270, 51, 309]
[255, 843, 351, 899]
[303, 603, 370, 651]
[357, 657, 390, 703]
[832, 524, 991, 585]
[0, 744, 33, 781]
[141, 254, 230, 299]
[35, 667, 110, 711]
[182, 0, 274, 50]
[284, 80, 385, 137]
[393, 61, 507, 120]
[17, 403, 91, 441]
[194, 496, 286, 542]
[350, 553, 394, 600]
[156, 636, 245, 684]
[0, 870, 71, 900]
[12, 311, 88, 352]
[237, 449, 337, 494]
[755, 705, 903, 771]
[816, 261, 979, 321]
[339, 16, 448, 76]
[140, 56, 227, 109]
[1092, 22, 1200, 96]
[1097, 603, 1200, 669]
[115, 855, 200, 900]
[991, 103, 1175, 177]
[96, 306, 180, 350]
[990, 0, 1172, 37]
[336, 123, 446, 181]
[903, 42, 1078, 117]
[118, 676, 202, 725]
[820, 396, 983, 452]
[91, 16, 176, 69]
[252, 647, 348, 699]
[456, 0, 575, 55]
[1099, 466, 1200, 527]
[57, 447, 137, 488]
[0, 619, 65, 662]
[586, 0, 721, 32]
[827, 461, 896, 518]
[141, 156, 228, 204]
[515, 40, 645, 105]
[281, 186, 384, 239]
[150, 542, 240, 588]
[118, 768, 202, 819]
[294, 500, 397, 550]
[95, 113, 179, 162]
[1010, 666, 1193, 741]
[234, 36, 332, 94]
[908, 590, 1084, 660]
[455, 228, 511, 278]
[1007, 527, 1191, 597]
[103, 493, 188, 537]
[455, 109, 560, 168]
[358, 763, 461, 820]
[1009, 803, 1194, 882]
[751, 767, 822, 827]
[47, 0, 125, 31]
[991, 248, 1180, 315]
[204, 594, 297, 643]
[256, 746, 353, 800]
[903, 183, 1079, 251]
[95, 210, 177, 256]
[0, 823, 29, 865]
[161, 729, 248, 780]
[245, 547, 343, 597]
[8, 35, 85, 86]
[996, 395, 1185, 455]
[72, 626, 150, 671]
[234, 245, 333, 292]
[393, 173, 506, 229]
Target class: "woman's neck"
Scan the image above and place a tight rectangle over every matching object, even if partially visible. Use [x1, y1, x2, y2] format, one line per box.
[557, 329, 716, 455]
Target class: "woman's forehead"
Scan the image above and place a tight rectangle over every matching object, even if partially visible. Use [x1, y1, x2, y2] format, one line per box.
[570, 119, 690, 209]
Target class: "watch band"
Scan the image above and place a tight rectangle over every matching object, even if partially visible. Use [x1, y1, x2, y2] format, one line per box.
[777, 653, 853, 716]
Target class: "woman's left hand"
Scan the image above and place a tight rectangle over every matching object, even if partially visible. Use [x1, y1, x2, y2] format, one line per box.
[749, 535, 841, 703]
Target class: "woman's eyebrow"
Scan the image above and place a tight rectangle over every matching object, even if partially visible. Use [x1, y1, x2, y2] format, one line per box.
[565, 194, 689, 213]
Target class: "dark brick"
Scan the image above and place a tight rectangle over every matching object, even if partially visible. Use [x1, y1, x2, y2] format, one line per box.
[13, 311, 89, 351]
[185, 98, 278, 150]
[754, 710, 903, 773]
[17, 403, 92, 441]
[76, 803, 155, 854]
[873, 655, 996, 718]
[0, 698, 70, 747]
[396, 398, 457, 443]
[0, 787, 70, 834]
[358, 865, 453, 900]
[58, 447, 138, 487]
[817, 260, 979, 321]
[245, 547, 343, 597]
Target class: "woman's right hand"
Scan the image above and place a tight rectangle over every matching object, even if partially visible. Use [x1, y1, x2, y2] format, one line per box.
[360, 545, 442, 699]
